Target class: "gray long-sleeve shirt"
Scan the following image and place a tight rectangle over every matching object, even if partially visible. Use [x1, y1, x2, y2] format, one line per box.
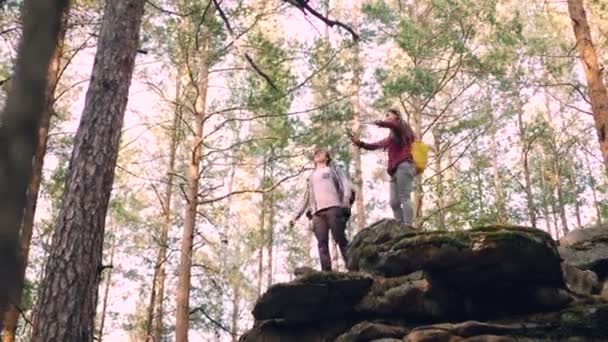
[293, 166, 353, 221]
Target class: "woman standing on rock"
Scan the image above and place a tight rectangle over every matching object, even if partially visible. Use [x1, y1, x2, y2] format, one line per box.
[349, 109, 416, 226]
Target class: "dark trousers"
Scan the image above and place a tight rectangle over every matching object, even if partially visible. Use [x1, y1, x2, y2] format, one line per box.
[312, 206, 349, 271]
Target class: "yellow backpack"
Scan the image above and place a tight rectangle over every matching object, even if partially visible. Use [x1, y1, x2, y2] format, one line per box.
[412, 140, 429, 174]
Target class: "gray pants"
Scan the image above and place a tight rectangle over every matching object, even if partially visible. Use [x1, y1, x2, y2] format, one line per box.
[390, 161, 415, 225]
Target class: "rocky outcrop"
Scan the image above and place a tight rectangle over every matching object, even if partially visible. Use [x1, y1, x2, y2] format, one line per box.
[241, 220, 608, 342]
[252, 272, 373, 323]
[559, 226, 608, 279]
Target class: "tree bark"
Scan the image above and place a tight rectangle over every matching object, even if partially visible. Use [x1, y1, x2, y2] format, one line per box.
[174, 27, 211, 342]
[30, 1, 145, 340]
[0, 0, 70, 318]
[2, 7, 69, 342]
[567, 0, 608, 174]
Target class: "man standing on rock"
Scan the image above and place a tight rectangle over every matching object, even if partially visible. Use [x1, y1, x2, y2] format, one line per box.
[290, 149, 354, 271]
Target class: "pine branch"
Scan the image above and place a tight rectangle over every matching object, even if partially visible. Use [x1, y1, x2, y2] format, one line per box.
[197, 167, 308, 205]
[283, 0, 360, 41]
[212, 0, 279, 91]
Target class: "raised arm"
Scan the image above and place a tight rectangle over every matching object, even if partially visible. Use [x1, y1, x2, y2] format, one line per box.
[354, 137, 390, 151]
[374, 119, 401, 130]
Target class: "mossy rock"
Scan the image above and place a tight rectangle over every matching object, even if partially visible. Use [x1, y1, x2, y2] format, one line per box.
[347, 221, 562, 287]
[252, 271, 373, 323]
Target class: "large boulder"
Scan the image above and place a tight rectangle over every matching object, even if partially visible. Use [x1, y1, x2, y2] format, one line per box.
[347, 221, 562, 286]
[559, 227, 608, 279]
[252, 272, 373, 323]
[346, 220, 570, 318]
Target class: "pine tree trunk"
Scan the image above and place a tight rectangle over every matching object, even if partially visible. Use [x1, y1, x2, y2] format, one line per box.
[266, 165, 276, 288]
[567, 156, 583, 229]
[412, 96, 423, 227]
[97, 235, 116, 342]
[490, 115, 506, 223]
[517, 102, 537, 228]
[539, 157, 556, 238]
[584, 152, 603, 225]
[433, 129, 446, 230]
[175, 27, 211, 342]
[567, 0, 608, 174]
[257, 160, 268, 296]
[350, 0, 365, 232]
[231, 284, 240, 342]
[0, 0, 70, 318]
[30, 1, 145, 340]
[145, 69, 182, 342]
[2, 8, 69, 342]
[554, 158, 569, 235]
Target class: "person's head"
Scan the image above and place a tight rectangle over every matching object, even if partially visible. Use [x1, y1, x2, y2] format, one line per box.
[386, 108, 402, 122]
[313, 148, 331, 167]
[386, 108, 415, 145]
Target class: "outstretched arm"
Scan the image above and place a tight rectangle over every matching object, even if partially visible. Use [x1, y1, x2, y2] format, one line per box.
[374, 119, 401, 130]
[353, 137, 390, 150]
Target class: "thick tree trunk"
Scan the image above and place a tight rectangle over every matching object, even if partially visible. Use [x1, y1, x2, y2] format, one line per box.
[97, 235, 116, 342]
[0, 0, 70, 318]
[174, 28, 211, 342]
[30, 1, 145, 340]
[2, 8, 69, 342]
[567, 0, 608, 174]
